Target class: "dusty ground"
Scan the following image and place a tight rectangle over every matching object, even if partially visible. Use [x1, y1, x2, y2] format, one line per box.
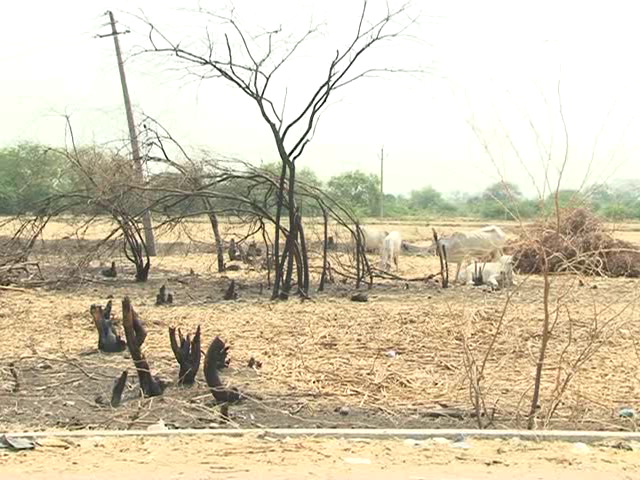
[1, 217, 640, 433]
[2, 434, 640, 480]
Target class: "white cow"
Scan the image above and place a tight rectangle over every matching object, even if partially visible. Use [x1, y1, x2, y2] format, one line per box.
[429, 225, 507, 282]
[360, 226, 389, 253]
[459, 255, 514, 289]
[380, 231, 402, 271]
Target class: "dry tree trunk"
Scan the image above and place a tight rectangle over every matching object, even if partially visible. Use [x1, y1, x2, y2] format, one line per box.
[122, 297, 165, 397]
[527, 253, 551, 429]
[202, 197, 225, 273]
[319, 208, 329, 292]
[297, 213, 310, 296]
[169, 325, 201, 385]
[271, 162, 288, 299]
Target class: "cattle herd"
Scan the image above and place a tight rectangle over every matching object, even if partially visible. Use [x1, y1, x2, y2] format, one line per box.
[362, 225, 513, 289]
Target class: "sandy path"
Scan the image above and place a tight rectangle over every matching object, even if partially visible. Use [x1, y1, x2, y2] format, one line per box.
[1, 434, 638, 480]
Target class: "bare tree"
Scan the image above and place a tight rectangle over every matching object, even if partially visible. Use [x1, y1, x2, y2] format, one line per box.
[140, 0, 417, 298]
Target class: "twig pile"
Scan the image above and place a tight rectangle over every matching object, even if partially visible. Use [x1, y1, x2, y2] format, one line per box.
[510, 208, 640, 277]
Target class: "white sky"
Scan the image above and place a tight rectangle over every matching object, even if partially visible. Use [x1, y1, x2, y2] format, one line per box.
[2, 0, 640, 198]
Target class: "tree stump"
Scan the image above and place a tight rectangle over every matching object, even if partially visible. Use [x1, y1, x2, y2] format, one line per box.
[228, 239, 243, 262]
[156, 284, 174, 305]
[101, 261, 117, 278]
[89, 300, 126, 353]
[121, 297, 165, 397]
[110, 370, 128, 407]
[223, 280, 238, 300]
[204, 337, 241, 414]
[169, 325, 201, 386]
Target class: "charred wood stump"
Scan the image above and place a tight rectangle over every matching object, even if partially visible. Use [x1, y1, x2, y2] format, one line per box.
[246, 240, 263, 258]
[122, 297, 166, 397]
[169, 325, 201, 386]
[228, 239, 243, 262]
[110, 370, 128, 407]
[101, 261, 117, 278]
[223, 280, 238, 300]
[156, 284, 174, 305]
[204, 337, 241, 418]
[472, 261, 485, 286]
[90, 300, 126, 353]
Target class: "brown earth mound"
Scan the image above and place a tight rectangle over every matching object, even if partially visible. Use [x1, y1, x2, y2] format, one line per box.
[509, 208, 640, 277]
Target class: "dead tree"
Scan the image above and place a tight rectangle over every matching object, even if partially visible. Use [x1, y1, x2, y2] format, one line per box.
[142, 1, 416, 300]
[89, 301, 126, 353]
[169, 325, 201, 385]
[121, 297, 165, 397]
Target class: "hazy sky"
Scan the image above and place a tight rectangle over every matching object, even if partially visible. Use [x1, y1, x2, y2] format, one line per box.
[3, 1, 639, 197]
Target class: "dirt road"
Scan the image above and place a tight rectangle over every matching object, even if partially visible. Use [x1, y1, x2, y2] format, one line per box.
[1, 434, 639, 480]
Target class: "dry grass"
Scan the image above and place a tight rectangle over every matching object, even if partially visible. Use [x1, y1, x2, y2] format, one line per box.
[0, 216, 639, 432]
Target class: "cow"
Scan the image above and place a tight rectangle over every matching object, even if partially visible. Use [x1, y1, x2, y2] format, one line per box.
[380, 231, 403, 271]
[458, 255, 515, 289]
[360, 226, 389, 253]
[428, 225, 507, 282]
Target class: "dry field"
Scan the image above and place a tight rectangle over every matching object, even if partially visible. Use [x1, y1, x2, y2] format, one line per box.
[1, 216, 640, 433]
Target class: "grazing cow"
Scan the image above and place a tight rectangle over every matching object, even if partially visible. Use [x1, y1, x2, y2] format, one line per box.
[429, 225, 507, 282]
[380, 231, 403, 271]
[360, 226, 389, 253]
[458, 255, 515, 289]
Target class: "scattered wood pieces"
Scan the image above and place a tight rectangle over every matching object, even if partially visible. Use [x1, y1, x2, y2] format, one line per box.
[247, 357, 263, 369]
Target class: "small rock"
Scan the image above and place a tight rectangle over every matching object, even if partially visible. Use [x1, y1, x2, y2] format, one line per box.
[590, 284, 598, 289]
[336, 406, 350, 416]
[385, 350, 398, 358]
[404, 438, 424, 447]
[571, 442, 590, 454]
[146, 419, 168, 432]
[619, 407, 636, 418]
[430, 437, 450, 445]
[350, 293, 368, 302]
[63, 401, 75, 407]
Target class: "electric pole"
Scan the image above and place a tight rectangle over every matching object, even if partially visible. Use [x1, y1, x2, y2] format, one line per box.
[103, 10, 157, 256]
[379, 146, 385, 219]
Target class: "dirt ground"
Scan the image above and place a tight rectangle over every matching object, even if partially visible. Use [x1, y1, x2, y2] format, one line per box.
[1, 217, 640, 433]
[2, 434, 640, 480]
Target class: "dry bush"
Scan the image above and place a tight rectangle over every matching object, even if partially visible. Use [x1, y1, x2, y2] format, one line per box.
[509, 208, 640, 277]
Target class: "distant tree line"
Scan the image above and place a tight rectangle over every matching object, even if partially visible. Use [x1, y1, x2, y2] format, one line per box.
[1, 142, 639, 221]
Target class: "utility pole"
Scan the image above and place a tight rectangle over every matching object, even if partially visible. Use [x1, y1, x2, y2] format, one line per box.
[103, 10, 157, 256]
[379, 146, 385, 219]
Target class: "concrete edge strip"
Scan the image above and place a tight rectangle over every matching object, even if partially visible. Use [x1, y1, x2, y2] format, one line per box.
[2, 428, 639, 444]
